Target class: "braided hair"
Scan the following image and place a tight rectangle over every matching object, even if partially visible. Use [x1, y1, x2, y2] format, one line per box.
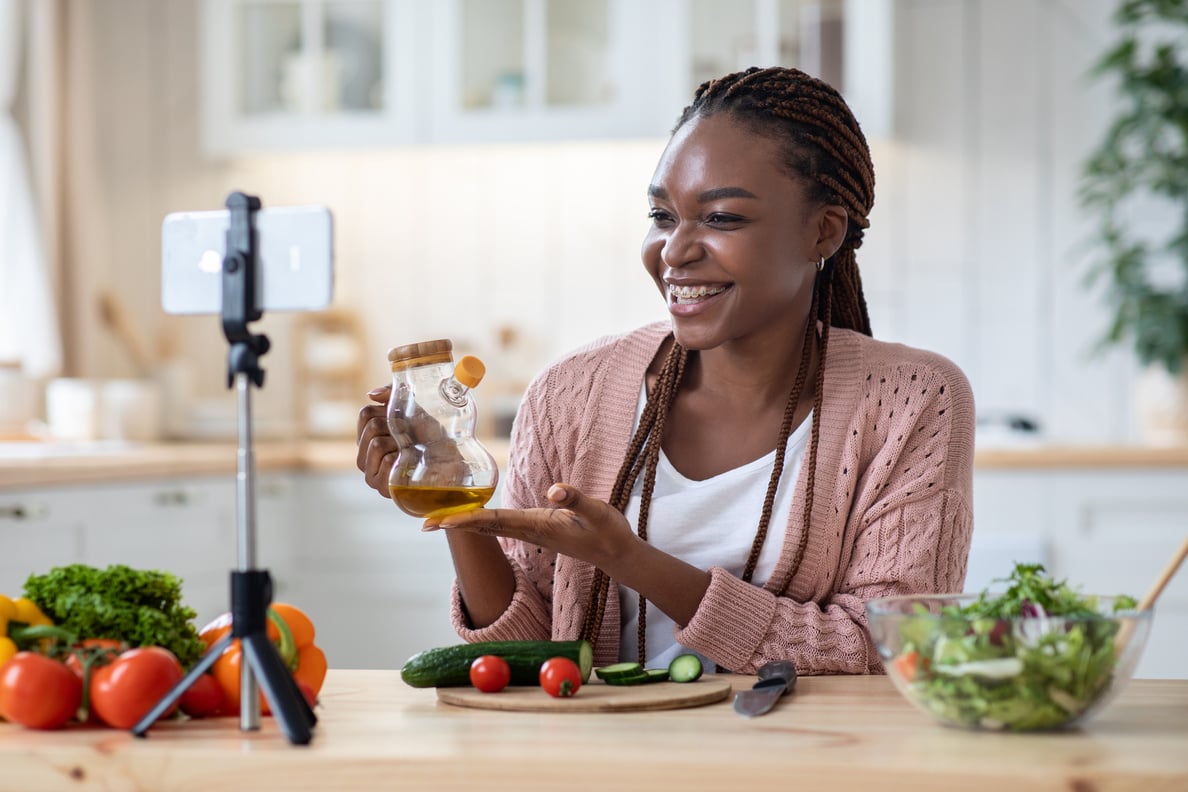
[579, 67, 877, 667]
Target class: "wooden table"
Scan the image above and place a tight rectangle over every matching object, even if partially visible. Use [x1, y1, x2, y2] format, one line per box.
[1, 672, 1185, 791]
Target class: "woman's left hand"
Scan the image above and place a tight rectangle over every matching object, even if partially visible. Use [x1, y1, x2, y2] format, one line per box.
[423, 484, 638, 572]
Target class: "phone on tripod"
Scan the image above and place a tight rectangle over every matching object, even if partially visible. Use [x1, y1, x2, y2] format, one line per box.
[161, 205, 334, 315]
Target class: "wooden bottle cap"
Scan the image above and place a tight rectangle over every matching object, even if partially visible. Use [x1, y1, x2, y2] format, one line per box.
[454, 355, 486, 389]
[388, 339, 453, 371]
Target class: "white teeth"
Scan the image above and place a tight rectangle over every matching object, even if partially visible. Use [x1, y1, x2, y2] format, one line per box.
[670, 284, 726, 303]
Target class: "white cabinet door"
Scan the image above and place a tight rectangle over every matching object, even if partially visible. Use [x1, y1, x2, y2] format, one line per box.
[288, 471, 471, 669]
[0, 489, 86, 597]
[76, 478, 238, 630]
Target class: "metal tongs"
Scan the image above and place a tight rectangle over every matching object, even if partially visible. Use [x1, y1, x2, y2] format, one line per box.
[732, 659, 796, 718]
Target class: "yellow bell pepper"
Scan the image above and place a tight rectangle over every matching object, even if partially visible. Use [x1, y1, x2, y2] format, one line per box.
[0, 594, 68, 657]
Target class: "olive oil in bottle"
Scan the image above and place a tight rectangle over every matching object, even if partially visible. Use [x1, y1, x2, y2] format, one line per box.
[389, 484, 496, 518]
[385, 339, 499, 523]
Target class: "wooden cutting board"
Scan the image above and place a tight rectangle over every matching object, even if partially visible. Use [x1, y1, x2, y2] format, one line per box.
[437, 675, 733, 713]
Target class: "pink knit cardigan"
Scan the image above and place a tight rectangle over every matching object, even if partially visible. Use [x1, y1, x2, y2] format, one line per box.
[451, 321, 975, 674]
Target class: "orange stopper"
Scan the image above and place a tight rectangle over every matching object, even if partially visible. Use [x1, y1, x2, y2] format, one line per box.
[454, 355, 486, 389]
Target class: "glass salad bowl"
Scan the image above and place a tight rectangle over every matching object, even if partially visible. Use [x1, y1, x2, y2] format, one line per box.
[865, 571, 1151, 732]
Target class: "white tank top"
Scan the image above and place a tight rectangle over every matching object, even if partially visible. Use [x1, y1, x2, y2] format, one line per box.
[618, 386, 810, 667]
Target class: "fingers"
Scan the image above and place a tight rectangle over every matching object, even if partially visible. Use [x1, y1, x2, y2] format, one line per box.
[426, 507, 557, 539]
[545, 483, 621, 524]
[356, 398, 398, 497]
[368, 384, 390, 403]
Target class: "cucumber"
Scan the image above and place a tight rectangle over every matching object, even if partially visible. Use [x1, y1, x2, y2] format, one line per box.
[668, 653, 703, 683]
[595, 662, 643, 681]
[601, 668, 670, 686]
[400, 640, 593, 688]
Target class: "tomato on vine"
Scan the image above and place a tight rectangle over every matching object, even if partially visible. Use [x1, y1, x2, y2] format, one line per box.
[540, 657, 582, 698]
[90, 646, 185, 729]
[0, 652, 82, 730]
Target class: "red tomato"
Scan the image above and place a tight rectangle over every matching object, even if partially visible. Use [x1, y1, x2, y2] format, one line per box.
[180, 672, 227, 718]
[64, 638, 126, 678]
[469, 655, 511, 693]
[296, 678, 317, 710]
[0, 652, 82, 730]
[539, 657, 582, 698]
[90, 647, 185, 729]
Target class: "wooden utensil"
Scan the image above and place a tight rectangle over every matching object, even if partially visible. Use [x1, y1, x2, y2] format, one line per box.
[437, 676, 732, 713]
[98, 291, 155, 375]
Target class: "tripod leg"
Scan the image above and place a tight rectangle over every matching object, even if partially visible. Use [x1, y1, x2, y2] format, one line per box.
[241, 632, 315, 745]
[132, 634, 234, 737]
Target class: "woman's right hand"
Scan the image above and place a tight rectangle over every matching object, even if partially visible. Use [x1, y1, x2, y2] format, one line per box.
[357, 384, 395, 498]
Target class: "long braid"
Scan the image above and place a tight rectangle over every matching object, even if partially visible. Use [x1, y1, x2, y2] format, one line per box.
[581, 344, 688, 645]
[580, 67, 877, 668]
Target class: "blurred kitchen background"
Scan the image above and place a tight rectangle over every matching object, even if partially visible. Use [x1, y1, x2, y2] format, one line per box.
[2, 0, 1172, 444]
[1, 0, 1185, 676]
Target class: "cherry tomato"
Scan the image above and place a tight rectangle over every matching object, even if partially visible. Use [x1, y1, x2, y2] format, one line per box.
[0, 652, 82, 730]
[90, 647, 185, 729]
[539, 657, 582, 698]
[180, 672, 227, 718]
[469, 655, 511, 693]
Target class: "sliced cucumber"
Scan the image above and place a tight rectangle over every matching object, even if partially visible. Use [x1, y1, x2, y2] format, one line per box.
[668, 653, 703, 683]
[595, 662, 644, 681]
[601, 667, 671, 686]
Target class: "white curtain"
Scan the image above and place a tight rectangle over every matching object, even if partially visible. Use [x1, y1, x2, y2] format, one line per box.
[0, 0, 61, 378]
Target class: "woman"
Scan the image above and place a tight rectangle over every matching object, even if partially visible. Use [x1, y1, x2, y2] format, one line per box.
[357, 67, 975, 675]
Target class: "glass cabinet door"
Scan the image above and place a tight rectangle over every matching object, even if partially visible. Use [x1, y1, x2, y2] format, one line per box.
[457, 0, 615, 111]
[230, 0, 386, 115]
[686, 0, 844, 96]
[202, 0, 420, 155]
[432, 0, 645, 142]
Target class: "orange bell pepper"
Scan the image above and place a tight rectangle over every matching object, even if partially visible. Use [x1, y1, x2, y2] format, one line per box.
[199, 603, 327, 714]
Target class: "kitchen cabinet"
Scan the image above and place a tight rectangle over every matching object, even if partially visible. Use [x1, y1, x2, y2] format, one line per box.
[287, 472, 485, 668]
[1, 475, 300, 631]
[8, 451, 1183, 677]
[200, 0, 426, 155]
[0, 491, 85, 598]
[972, 467, 1188, 680]
[425, 0, 651, 143]
[200, 0, 860, 152]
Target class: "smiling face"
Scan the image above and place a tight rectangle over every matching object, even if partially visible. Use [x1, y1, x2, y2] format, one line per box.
[642, 113, 844, 354]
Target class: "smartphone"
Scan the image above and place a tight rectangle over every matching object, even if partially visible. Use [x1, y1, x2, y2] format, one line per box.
[161, 205, 334, 315]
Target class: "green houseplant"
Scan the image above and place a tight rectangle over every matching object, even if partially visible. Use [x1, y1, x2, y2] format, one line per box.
[1080, 0, 1188, 377]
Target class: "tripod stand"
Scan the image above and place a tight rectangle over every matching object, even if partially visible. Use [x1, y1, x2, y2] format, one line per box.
[132, 192, 317, 744]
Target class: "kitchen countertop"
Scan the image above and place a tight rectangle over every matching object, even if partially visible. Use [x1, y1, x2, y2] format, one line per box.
[1, 440, 1187, 491]
[0, 439, 510, 491]
[1, 671, 1184, 791]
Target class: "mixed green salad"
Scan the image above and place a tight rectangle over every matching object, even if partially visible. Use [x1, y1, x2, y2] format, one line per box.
[887, 564, 1139, 731]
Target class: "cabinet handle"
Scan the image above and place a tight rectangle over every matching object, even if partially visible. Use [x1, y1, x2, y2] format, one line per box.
[153, 490, 192, 507]
[0, 503, 48, 521]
